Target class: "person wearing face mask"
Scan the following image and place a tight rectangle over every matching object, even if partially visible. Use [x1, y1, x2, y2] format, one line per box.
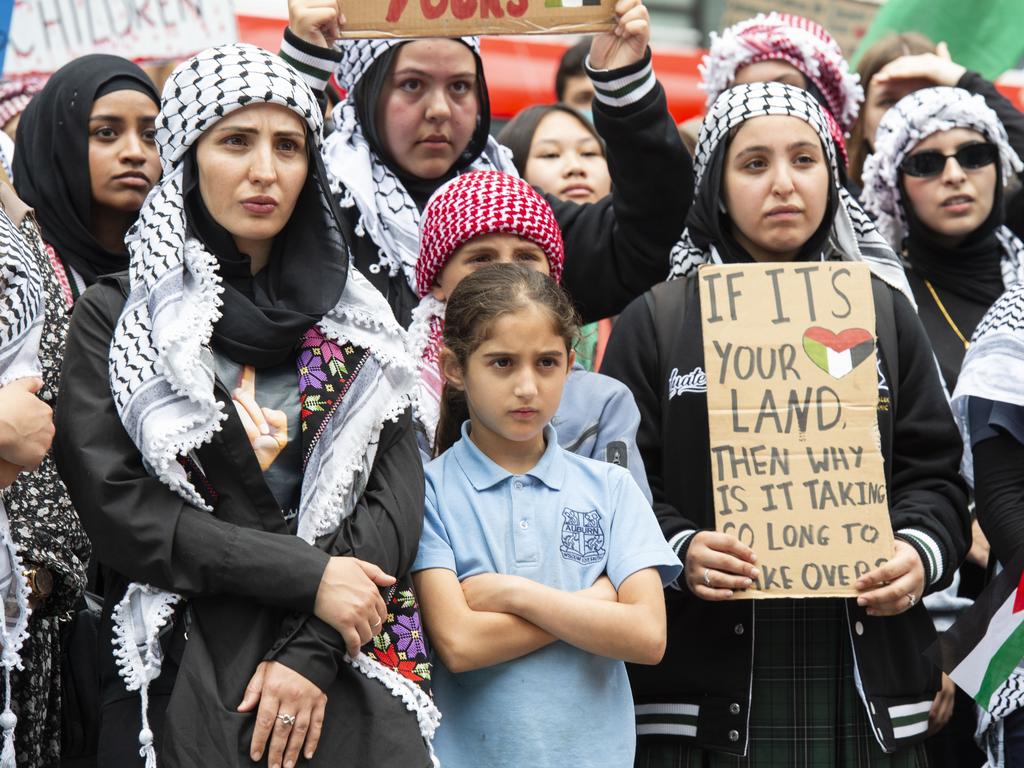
[861, 87, 1024, 393]
[13, 56, 162, 301]
[279, 0, 691, 329]
[602, 82, 969, 766]
[54, 45, 436, 768]
[699, 12, 863, 173]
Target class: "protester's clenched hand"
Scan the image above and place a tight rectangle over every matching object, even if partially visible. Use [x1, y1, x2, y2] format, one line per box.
[871, 42, 966, 90]
[238, 661, 327, 768]
[928, 673, 956, 735]
[0, 378, 53, 470]
[313, 556, 395, 657]
[589, 0, 650, 71]
[855, 539, 925, 616]
[288, 0, 345, 49]
[684, 531, 759, 601]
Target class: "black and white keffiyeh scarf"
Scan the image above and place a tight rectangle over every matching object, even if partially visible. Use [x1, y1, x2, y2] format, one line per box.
[324, 37, 519, 296]
[0, 209, 40, 768]
[950, 284, 1024, 485]
[107, 44, 435, 766]
[667, 82, 914, 305]
[861, 86, 1024, 290]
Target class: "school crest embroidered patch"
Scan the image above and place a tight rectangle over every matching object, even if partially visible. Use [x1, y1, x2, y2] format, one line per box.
[560, 508, 606, 565]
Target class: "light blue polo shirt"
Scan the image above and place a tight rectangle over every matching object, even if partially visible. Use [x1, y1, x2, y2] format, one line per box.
[414, 424, 681, 768]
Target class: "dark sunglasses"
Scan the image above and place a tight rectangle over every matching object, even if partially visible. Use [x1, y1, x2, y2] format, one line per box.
[900, 142, 999, 178]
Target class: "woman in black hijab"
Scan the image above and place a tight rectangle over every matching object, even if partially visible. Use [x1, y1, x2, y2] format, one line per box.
[279, 0, 692, 329]
[54, 45, 434, 767]
[13, 54, 160, 299]
[861, 86, 1024, 393]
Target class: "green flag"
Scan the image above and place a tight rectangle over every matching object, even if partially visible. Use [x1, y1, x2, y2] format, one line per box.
[852, 0, 1024, 80]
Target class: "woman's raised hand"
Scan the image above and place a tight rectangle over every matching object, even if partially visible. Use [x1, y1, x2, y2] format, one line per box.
[871, 42, 967, 90]
[589, 0, 651, 71]
[289, 0, 346, 49]
[314, 556, 396, 657]
[238, 660, 327, 768]
[232, 366, 289, 472]
[684, 531, 759, 601]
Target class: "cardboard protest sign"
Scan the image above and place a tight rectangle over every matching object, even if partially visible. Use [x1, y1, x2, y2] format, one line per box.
[699, 262, 894, 598]
[340, 0, 616, 40]
[3, 0, 236, 77]
[720, 0, 882, 58]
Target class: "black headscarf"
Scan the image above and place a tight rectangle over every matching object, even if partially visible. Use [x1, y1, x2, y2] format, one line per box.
[182, 143, 348, 368]
[901, 170, 1007, 304]
[684, 132, 840, 265]
[12, 54, 159, 285]
[352, 41, 492, 211]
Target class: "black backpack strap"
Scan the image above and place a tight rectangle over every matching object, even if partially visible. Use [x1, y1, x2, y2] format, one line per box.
[643, 279, 688, 385]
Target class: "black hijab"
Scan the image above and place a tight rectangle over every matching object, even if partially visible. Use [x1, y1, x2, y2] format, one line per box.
[352, 41, 492, 211]
[901, 170, 1007, 304]
[684, 133, 840, 265]
[12, 54, 159, 285]
[182, 141, 348, 368]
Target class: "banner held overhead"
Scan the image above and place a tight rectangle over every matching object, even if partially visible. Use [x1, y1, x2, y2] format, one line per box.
[343, 0, 616, 39]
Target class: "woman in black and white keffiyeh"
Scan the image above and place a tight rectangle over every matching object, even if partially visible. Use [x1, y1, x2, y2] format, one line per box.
[951, 283, 1024, 766]
[54, 44, 437, 768]
[278, 0, 692, 329]
[603, 82, 969, 766]
[861, 86, 1024, 392]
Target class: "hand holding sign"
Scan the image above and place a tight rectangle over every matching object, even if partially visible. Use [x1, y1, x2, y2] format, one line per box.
[589, 0, 650, 71]
[855, 539, 926, 616]
[232, 366, 289, 472]
[289, 0, 346, 49]
[684, 531, 759, 601]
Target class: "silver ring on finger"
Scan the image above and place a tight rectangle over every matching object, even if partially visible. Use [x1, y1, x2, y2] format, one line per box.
[277, 713, 296, 727]
[703, 568, 713, 588]
[907, 593, 916, 608]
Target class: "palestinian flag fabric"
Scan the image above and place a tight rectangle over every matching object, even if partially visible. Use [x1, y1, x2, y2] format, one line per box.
[545, 0, 601, 6]
[802, 327, 875, 379]
[927, 553, 1024, 712]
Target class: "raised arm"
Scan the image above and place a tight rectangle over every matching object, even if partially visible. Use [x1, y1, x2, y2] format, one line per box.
[553, 2, 692, 322]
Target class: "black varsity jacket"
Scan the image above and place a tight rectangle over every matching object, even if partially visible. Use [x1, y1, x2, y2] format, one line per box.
[601, 275, 970, 756]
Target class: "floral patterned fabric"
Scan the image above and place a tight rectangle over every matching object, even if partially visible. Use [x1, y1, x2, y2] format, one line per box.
[297, 328, 432, 695]
[2, 217, 90, 767]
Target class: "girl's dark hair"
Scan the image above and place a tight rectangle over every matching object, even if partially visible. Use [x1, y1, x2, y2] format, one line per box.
[497, 104, 604, 177]
[434, 264, 580, 456]
[847, 32, 937, 185]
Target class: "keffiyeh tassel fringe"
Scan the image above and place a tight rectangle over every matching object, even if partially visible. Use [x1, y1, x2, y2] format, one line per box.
[348, 651, 442, 767]
[110, 585, 181, 768]
[0, 504, 31, 768]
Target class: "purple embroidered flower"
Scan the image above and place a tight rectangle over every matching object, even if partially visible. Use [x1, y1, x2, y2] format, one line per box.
[297, 349, 327, 390]
[391, 612, 427, 659]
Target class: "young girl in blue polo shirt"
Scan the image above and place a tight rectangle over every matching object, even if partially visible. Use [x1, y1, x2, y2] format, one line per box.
[412, 264, 681, 768]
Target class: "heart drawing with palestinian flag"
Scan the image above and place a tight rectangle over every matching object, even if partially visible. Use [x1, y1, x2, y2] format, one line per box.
[802, 327, 875, 379]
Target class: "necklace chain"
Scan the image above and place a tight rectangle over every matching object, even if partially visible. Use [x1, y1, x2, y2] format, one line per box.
[924, 279, 970, 350]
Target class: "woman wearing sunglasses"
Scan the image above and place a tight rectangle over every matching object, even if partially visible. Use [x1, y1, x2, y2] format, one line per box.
[862, 87, 1024, 392]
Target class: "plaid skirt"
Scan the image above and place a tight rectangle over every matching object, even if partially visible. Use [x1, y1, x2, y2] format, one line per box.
[636, 599, 929, 768]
